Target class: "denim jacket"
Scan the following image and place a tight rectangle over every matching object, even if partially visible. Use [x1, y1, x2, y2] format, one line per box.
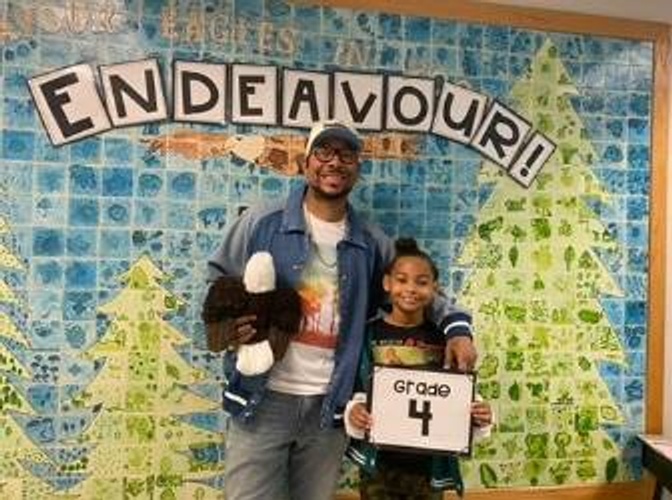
[206, 184, 472, 428]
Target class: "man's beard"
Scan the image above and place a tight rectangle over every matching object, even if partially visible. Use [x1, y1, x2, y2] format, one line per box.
[311, 184, 353, 200]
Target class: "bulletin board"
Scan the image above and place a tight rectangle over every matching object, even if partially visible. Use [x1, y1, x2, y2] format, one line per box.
[318, 1, 669, 498]
[0, 0, 667, 499]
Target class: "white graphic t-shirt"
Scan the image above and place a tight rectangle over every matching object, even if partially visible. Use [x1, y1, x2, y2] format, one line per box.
[267, 207, 345, 395]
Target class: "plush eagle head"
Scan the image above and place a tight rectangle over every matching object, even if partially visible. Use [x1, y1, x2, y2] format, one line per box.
[202, 251, 302, 375]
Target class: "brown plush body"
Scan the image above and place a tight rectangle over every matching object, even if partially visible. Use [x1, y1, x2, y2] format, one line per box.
[202, 275, 302, 359]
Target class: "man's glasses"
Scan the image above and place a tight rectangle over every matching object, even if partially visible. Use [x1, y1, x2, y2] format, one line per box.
[311, 144, 359, 166]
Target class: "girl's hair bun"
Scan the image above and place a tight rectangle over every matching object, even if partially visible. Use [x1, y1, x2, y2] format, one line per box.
[386, 237, 439, 280]
[394, 237, 420, 255]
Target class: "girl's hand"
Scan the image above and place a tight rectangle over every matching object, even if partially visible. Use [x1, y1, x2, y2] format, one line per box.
[348, 402, 373, 431]
[471, 401, 492, 427]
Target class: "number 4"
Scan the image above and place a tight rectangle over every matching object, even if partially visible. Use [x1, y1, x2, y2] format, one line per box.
[409, 399, 432, 436]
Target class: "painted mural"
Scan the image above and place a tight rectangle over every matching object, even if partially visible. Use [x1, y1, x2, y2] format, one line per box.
[0, 0, 653, 498]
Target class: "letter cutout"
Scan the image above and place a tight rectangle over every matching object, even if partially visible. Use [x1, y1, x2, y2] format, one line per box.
[472, 101, 531, 169]
[386, 75, 435, 132]
[282, 69, 329, 128]
[333, 72, 384, 130]
[100, 58, 168, 127]
[432, 81, 488, 145]
[173, 61, 227, 125]
[509, 132, 556, 187]
[28, 64, 111, 146]
[231, 64, 277, 125]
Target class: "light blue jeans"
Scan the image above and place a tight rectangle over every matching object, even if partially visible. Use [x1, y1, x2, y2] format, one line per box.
[224, 390, 348, 500]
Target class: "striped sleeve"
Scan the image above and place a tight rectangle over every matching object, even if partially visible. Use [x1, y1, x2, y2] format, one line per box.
[438, 309, 473, 339]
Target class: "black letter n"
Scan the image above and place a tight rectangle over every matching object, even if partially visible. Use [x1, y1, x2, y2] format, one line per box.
[110, 69, 158, 118]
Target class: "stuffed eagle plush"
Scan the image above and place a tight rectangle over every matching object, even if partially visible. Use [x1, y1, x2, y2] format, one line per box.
[202, 251, 302, 376]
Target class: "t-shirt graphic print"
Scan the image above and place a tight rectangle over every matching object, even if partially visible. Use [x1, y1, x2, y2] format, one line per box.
[267, 210, 345, 395]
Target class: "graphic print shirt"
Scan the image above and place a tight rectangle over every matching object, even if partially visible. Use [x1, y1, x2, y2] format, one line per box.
[370, 318, 445, 368]
[268, 209, 345, 395]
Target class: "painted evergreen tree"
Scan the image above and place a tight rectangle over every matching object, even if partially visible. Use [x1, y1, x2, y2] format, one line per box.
[0, 211, 69, 496]
[459, 40, 627, 487]
[0, 214, 31, 405]
[76, 255, 223, 499]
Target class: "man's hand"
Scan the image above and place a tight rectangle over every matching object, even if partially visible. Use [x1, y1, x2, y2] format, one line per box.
[206, 315, 257, 352]
[444, 336, 477, 372]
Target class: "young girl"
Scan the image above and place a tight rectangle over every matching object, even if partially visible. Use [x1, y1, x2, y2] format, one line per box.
[345, 238, 492, 499]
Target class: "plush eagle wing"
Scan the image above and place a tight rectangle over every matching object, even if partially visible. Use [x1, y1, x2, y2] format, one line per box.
[270, 288, 302, 334]
[201, 276, 250, 324]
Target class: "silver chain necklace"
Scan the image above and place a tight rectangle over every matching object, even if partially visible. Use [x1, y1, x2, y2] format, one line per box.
[304, 207, 344, 269]
[311, 239, 338, 269]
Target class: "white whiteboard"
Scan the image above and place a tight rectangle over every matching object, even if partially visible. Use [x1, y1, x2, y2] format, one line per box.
[368, 366, 475, 455]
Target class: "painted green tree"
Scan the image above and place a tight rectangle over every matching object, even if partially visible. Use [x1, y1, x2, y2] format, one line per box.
[0, 213, 65, 497]
[76, 256, 223, 499]
[459, 40, 627, 487]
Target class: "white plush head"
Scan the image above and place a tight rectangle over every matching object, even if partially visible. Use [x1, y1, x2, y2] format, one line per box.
[243, 251, 276, 293]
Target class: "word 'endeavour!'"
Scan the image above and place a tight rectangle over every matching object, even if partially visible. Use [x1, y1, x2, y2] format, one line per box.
[28, 59, 555, 187]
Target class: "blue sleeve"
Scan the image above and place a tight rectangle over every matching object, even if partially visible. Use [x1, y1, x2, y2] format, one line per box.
[366, 224, 393, 317]
[430, 294, 473, 340]
[206, 206, 259, 282]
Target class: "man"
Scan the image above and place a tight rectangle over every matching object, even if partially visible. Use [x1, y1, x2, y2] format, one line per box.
[204, 120, 476, 500]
